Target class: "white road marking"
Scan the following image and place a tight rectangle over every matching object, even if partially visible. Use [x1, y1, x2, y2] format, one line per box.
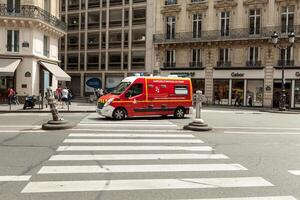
[79, 121, 174, 124]
[38, 164, 247, 174]
[288, 170, 300, 175]
[215, 127, 300, 131]
[49, 153, 228, 161]
[63, 138, 203, 144]
[21, 177, 272, 193]
[68, 133, 194, 138]
[0, 125, 41, 128]
[0, 130, 46, 133]
[57, 145, 213, 152]
[0, 176, 31, 181]
[70, 129, 192, 133]
[78, 123, 177, 127]
[179, 196, 298, 200]
[224, 131, 300, 135]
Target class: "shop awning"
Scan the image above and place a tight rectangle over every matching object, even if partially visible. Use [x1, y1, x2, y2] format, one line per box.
[39, 61, 71, 81]
[0, 59, 21, 76]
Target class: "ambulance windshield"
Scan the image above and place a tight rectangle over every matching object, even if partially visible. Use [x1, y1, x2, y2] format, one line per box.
[111, 82, 131, 95]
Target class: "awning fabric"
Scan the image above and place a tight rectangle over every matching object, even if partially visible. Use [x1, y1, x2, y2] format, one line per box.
[39, 61, 71, 81]
[0, 59, 21, 76]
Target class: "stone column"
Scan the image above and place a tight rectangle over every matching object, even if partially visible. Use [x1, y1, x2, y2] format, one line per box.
[204, 48, 215, 104]
[154, 45, 162, 75]
[263, 46, 275, 108]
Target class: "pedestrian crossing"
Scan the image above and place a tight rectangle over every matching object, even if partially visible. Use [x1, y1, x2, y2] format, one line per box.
[20, 115, 298, 199]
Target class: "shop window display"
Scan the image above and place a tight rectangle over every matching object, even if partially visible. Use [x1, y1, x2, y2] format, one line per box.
[246, 80, 263, 107]
[294, 80, 300, 108]
[231, 80, 244, 106]
[213, 80, 229, 105]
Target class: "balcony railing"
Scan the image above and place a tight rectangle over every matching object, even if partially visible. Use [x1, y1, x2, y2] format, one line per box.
[0, 4, 67, 32]
[278, 60, 295, 67]
[189, 62, 203, 68]
[163, 62, 176, 68]
[154, 26, 300, 44]
[246, 60, 262, 67]
[217, 61, 231, 68]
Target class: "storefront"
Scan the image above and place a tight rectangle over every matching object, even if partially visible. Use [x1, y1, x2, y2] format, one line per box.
[213, 70, 264, 107]
[274, 69, 300, 109]
[160, 70, 205, 94]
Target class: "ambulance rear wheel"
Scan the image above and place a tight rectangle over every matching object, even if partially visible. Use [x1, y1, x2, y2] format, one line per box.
[174, 107, 185, 119]
[113, 108, 126, 120]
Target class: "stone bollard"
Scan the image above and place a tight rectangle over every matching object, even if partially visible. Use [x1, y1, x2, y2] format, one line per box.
[183, 90, 212, 131]
[42, 87, 74, 130]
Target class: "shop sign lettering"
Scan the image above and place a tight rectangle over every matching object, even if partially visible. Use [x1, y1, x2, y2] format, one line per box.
[231, 72, 244, 77]
[295, 72, 300, 77]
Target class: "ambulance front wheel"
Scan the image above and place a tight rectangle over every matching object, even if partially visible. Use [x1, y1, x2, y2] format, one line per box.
[113, 108, 127, 120]
[174, 107, 185, 119]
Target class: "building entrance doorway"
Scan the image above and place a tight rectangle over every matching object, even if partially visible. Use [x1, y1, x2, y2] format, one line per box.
[273, 81, 291, 108]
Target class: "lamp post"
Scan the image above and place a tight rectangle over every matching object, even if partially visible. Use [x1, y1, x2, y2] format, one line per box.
[271, 31, 295, 111]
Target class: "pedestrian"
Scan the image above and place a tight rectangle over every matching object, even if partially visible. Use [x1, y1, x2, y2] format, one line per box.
[55, 85, 62, 106]
[7, 88, 15, 105]
[248, 95, 253, 107]
[234, 93, 241, 106]
[13, 92, 20, 105]
[67, 88, 72, 105]
[61, 87, 69, 109]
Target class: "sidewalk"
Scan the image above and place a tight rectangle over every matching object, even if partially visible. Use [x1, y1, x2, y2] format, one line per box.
[0, 102, 97, 113]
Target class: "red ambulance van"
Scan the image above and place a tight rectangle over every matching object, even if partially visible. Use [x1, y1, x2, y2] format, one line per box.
[96, 76, 193, 119]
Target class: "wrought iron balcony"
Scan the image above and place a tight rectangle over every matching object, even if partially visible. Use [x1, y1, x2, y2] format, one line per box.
[217, 61, 231, 68]
[163, 62, 176, 68]
[278, 60, 295, 67]
[189, 62, 203, 68]
[0, 4, 67, 32]
[153, 26, 300, 44]
[246, 60, 262, 67]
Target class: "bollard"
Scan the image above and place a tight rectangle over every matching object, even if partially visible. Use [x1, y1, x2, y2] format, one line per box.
[183, 90, 212, 132]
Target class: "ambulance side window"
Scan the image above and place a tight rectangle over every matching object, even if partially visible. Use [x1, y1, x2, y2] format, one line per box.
[126, 83, 143, 97]
[175, 85, 188, 95]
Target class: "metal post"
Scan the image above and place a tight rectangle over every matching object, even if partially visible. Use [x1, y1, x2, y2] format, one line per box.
[279, 62, 286, 111]
[195, 90, 202, 120]
[9, 98, 11, 111]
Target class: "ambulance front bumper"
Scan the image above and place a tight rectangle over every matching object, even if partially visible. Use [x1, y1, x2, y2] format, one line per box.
[96, 105, 115, 118]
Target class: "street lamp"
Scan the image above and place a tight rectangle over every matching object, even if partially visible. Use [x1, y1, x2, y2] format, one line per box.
[271, 31, 295, 111]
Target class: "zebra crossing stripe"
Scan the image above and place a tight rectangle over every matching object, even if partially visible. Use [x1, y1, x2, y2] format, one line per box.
[70, 129, 193, 133]
[21, 177, 273, 193]
[68, 133, 194, 138]
[57, 146, 213, 152]
[38, 164, 247, 174]
[178, 196, 298, 200]
[49, 153, 228, 161]
[0, 176, 31, 182]
[288, 170, 300, 175]
[78, 123, 177, 127]
[63, 138, 203, 144]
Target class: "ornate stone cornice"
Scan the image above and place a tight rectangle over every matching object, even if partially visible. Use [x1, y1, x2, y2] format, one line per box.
[161, 4, 181, 15]
[214, 0, 238, 10]
[187, 1, 209, 13]
[243, 0, 269, 6]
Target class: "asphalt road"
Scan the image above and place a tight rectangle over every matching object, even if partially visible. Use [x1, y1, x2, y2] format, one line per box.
[0, 109, 299, 200]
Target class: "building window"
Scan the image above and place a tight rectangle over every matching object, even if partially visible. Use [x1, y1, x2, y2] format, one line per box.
[165, 0, 177, 5]
[192, 14, 202, 38]
[43, 35, 49, 57]
[281, 6, 294, 33]
[220, 11, 230, 36]
[218, 48, 230, 67]
[165, 50, 175, 68]
[191, 49, 201, 68]
[7, 0, 20, 13]
[248, 47, 260, 67]
[7, 30, 19, 52]
[166, 16, 176, 40]
[44, 0, 50, 12]
[280, 47, 294, 66]
[249, 9, 260, 35]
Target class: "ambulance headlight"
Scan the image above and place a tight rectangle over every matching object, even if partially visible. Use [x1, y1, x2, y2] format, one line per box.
[104, 98, 114, 107]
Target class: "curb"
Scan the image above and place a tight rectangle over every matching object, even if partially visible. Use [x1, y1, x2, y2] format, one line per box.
[0, 110, 96, 113]
[259, 109, 300, 114]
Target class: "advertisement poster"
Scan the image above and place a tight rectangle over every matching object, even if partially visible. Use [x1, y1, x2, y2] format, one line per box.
[85, 77, 102, 93]
[105, 76, 123, 92]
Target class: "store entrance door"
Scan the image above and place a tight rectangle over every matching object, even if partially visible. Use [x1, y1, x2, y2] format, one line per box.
[273, 81, 291, 108]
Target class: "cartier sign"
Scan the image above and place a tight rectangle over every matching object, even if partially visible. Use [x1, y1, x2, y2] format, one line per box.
[231, 72, 245, 77]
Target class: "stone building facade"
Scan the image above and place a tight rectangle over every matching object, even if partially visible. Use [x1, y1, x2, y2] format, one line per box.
[153, 0, 300, 108]
[59, 0, 154, 97]
[0, 0, 68, 102]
